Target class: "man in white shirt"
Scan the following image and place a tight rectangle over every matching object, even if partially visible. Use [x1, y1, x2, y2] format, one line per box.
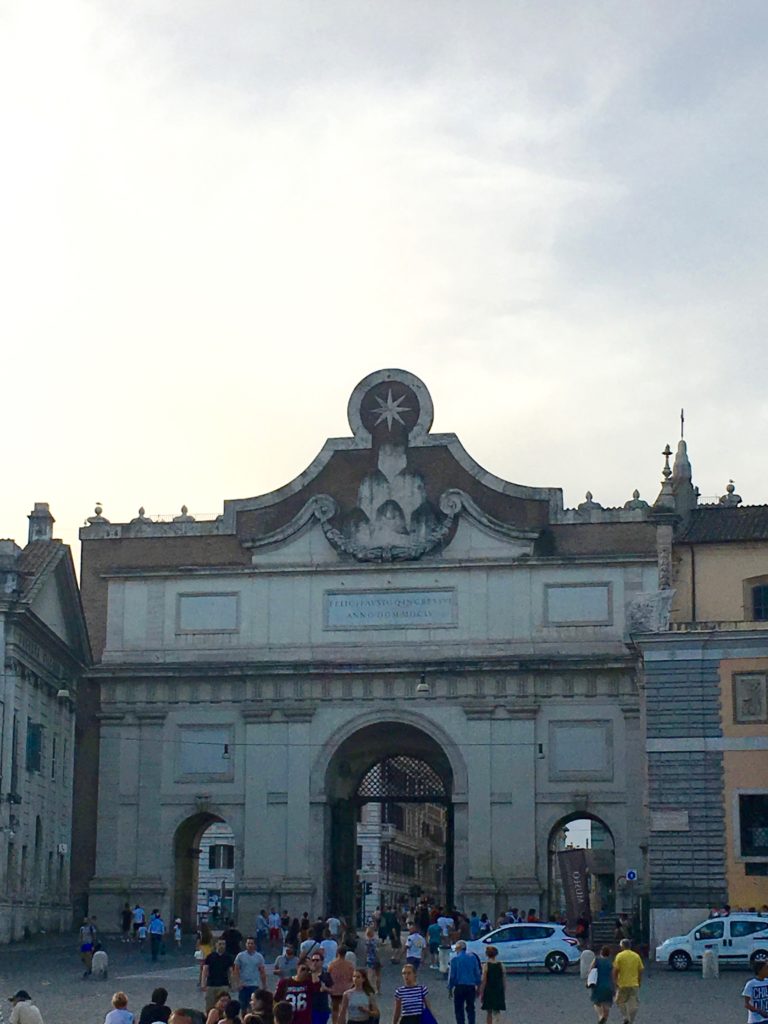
[268, 909, 282, 945]
[326, 915, 341, 939]
[437, 914, 455, 947]
[320, 932, 338, 963]
[405, 924, 427, 971]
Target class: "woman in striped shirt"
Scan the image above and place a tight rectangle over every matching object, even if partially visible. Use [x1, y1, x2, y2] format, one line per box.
[392, 964, 431, 1024]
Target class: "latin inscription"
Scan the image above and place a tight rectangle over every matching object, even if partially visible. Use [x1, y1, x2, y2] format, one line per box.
[324, 589, 456, 630]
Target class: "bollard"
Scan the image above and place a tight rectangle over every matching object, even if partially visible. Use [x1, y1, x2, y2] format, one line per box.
[702, 945, 719, 979]
[580, 948, 596, 980]
[438, 946, 451, 974]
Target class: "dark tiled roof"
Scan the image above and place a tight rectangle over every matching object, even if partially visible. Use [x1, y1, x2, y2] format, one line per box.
[16, 541, 64, 598]
[677, 506, 768, 543]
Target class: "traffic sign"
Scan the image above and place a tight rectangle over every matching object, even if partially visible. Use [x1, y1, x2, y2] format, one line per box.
[625, 869, 638, 882]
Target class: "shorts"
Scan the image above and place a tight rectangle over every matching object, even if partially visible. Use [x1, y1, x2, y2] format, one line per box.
[428, 943, 439, 954]
[406, 956, 421, 969]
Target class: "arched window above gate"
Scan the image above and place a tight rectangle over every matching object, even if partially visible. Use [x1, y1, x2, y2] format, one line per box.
[356, 755, 447, 801]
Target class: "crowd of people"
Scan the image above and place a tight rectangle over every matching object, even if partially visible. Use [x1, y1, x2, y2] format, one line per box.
[23, 897, 765, 1024]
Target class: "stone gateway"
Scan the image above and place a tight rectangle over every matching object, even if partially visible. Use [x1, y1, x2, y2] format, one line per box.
[79, 369, 662, 926]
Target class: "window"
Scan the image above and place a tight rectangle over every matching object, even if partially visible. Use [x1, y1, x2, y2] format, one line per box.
[208, 845, 234, 870]
[26, 723, 42, 773]
[746, 864, 768, 876]
[486, 928, 516, 943]
[739, 795, 768, 857]
[51, 736, 57, 780]
[10, 714, 19, 792]
[754, 585, 768, 621]
[733, 675, 768, 724]
[730, 920, 768, 937]
[694, 920, 724, 940]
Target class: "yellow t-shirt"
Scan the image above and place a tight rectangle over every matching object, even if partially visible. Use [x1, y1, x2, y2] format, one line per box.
[614, 949, 643, 988]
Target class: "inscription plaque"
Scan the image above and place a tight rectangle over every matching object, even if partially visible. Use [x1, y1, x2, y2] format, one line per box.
[324, 588, 456, 630]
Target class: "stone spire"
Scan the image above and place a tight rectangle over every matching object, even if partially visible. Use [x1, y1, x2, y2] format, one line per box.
[653, 445, 676, 512]
[671, 438, 697, 518]
[27, 502, 55, 543]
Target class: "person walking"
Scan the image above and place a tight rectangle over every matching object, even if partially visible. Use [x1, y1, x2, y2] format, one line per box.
[79, 916, 97, 977]
[586, 946, 614, 1024]
[308, 950, 333, 1024]
[234, 937, 269, 1009]
[132, 905, 147, 940]
[274, 945, 300, 982]
[8, 990, 45, 1024]
[121, 903, 133, 943]
[275, 962, 316, 1024]
[149, 911, 166, 963]
[202, 939, 237, 1012]
[329, 946, 355, 1024]
[392, 964, 431, 1024]
[447, 940, 481, 1024]
[478, 945, 505, 1024]
[404, 924, 426, 973]
[743, 959, 768, 1024]
[338, 969, 379, 1024]
[365, 928, 382, 995]
[612, 939, 644, 1024]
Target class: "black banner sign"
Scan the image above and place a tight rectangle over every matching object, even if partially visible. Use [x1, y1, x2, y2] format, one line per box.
[557, 848, 591, 926]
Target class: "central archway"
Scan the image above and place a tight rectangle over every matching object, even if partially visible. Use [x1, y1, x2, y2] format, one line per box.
[324, 722, 454, 920]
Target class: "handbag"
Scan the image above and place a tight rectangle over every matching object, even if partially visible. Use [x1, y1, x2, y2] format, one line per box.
[586, 965, 598, 988]
[421, 1007, 438, 1024]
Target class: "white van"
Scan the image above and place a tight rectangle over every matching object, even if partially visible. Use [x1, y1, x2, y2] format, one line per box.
[655, 914, 768, 970]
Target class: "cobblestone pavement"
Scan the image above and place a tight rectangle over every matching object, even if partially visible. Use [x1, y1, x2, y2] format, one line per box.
[0, 935, 753, 1024]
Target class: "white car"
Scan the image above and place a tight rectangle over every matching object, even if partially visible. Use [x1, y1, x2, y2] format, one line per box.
[453, 923, 580, 973]
[655, 914, 768, 971]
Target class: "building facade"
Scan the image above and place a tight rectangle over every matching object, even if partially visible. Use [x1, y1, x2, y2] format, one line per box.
[637, 443, 768, 946]
[0, 504, 90, 942]
[80, 369, 668, 929]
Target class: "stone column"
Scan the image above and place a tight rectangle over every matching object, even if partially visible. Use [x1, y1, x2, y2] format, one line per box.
[494, 708, 540, 915]
[457, 705, 496, 913]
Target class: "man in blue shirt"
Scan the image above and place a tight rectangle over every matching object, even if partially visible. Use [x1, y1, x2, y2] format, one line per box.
[448, 940, 482, 1024]
[148, 910, 165, 962]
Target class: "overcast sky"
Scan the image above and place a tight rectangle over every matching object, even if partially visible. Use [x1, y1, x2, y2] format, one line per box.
[3, 1, 767, 558]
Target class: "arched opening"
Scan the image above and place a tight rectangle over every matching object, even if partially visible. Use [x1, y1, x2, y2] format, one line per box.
[548, 814, 615, 921]
[173, 813, 236, 930]
[325, 723, 453, 922]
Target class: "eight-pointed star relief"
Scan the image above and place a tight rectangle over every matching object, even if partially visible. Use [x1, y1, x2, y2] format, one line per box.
[372, 388, 411, 431]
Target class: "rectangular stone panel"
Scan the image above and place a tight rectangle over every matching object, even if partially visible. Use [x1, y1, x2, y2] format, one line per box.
[544, 583, 612, 625]
[733, 674, 768, 723]
[177, 725, 233, 779]
[177, 592, 239, 633]
[323, 588, 457, 630]
[548, 720, 614, 781]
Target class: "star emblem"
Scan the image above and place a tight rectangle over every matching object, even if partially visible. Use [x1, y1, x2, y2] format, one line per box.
[372, 389, 411, 431]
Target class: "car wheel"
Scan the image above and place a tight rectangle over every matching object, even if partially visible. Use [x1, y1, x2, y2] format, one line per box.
[750, 950, 768, 969]
[545, 951, 568, 974]
[669, 950, 691, 971]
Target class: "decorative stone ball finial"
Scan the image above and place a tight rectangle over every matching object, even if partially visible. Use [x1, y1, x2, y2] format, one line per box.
[86, 503, 110, 525]
[718, 480, 742, 507]
[173, 505, 195, 523]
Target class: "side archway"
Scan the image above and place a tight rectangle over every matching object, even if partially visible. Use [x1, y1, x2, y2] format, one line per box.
[173, 811, 236, 930]
[547, 813, 616, 920]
